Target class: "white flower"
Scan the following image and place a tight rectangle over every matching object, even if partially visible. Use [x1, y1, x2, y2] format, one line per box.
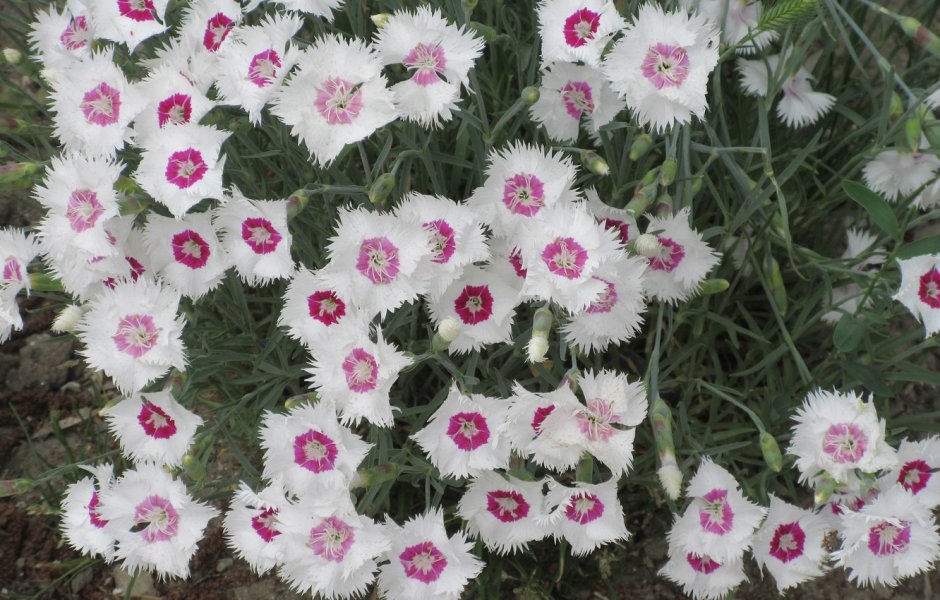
[394, 193, 489, 299]
[222, 480, 289, 575]
[545, 478, 629, 556]
[583, 187, 639, 247]
[788, 389, 898, 484]
[320, 207, 429, 319]
[658, 536, 746, 600]
[863, 150, 940, 203]
[275, 489, 390, 599]
[377, 508, 483, 600]
[75, 278, 186, 394]
[98, 463, 217, 579]
[213, 14, 303, 124]
[682, 0, 777, 53]
[143, 212, 230, 299]
[467, 141, 580, 239]
[751, 496, 830, 591]
[142, 36, 217, 95]
[530, 62, 626, 142]
[776, 69, 836, 128]
[412, 384, 511, 479]
[134, 123, 229, 218]
[641, 207, 720, 304]
[271, 35, 397, 165]
[176, 0, 243, 57]
[278, 267, 369, 349]
[603, 4, 718, 132]
[214, 190, 293, 285]
[259, 400, 372, 496]
[131, 65, 217, 145]
[879, 437, 940, 510]
[503, 382, 582, 470]
[536, 0, 626, 68]
[669, 458, 765, 563]
[28, 6, 93, 75]
[49, 49, 145, 157]
[60, 463, 116, 561]
[103, 390, 202, 467]
[83, 0, 168, 52]
[895, 253, 940, 336]
[821, 228, 885, 324]
[374, 6, 483, 128]
[457, 472, 549, 554]
[0, 228, 41, 299]
[833, 486, 940, 587]
[574, 369, 648, 477]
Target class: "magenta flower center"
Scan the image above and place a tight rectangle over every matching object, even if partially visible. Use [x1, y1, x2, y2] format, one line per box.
[486, 490, 530, 522]
[137, 399, 177, 439]
[822, 422, 869, 463]
[117, 0, 156, 22]
[423, 219, 456, 264]
[293, 428, 338, 473]
[81, 82, 121, 126]
[918, 267, 940, 308]
[561, 80, 594, 119]
[577, 398, 620, 442]
[126, 256, 146, 281]
[602, 217, 630, 245]
[647, 237, 685, 272]
[400, 541, 447, 583]
[898, 459, 932, 494]
[60, 16, 89, 51]
[867, 520, 912, 556]
[531, 404, 556, 433]
[165, 148, 208, 189]
[112, 313, 159, 358]
[641, 43, 690, 89]
[563, 8, 600, 48]
[157, 93, 192, 128]
[565, 491, 604, 524]
[502, 173, 545, 216]
[309, 515, 355, 562]
[447, 411, 490, 451]
[251, 507, 280, 542]
[508, 247, 528, 279]
[542, 236, 588, 279]
[355, 236, 400, 284]
[686, 553, 720, 574]
[65, 189, 103, 232]
[87, 490, 108, 528]
[698, 488, 734, 535]
[341, 347, 379, 393]
[241, 217, 281, 255]
[171, 229, 211, 269]
[403, 42, 447, 86]
[315, 77, 364, 125]
[454, 284, 494, 325]
[585, 277, 618, 314]
[133, 495, 179, 543]
[769, 521, 805, 563]
[1, 257, 22, 284]
[248, 49, 281, 87]
[203, 12, 234, 52]
[307, 290, 346, 326]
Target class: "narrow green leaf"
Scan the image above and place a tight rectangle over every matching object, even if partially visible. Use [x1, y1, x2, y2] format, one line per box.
[833, 315, 865, 353]
[896, 235, 940, 260]
[843, 180, 901, 240]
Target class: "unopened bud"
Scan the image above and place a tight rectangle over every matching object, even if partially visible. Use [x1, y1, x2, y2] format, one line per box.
[904, 115, 922, 153]
[699, 278, 730, 295]
[438, 318, 461, 342]
[634, 233, 660, 257]
[889, 92, 904, 120]
[759, 431, 783, 472]
[521, 86, 540, 104]
[660, 158, 677, 186]
[28, 272, 63, 292]
[469, 21, 497, 43]
[651, 396, 681, 499]
[284, 392, 318, 410]
[690, 176, 704, 195]
[581, 150, 609, 176]
[181, 454, 206, 482]
[561, 367, 581, 392]
[0, 161, 39, 187]
[0, 478, 33, 498]
[629, 134, 654, 160]
[368, 173, 395, 206]
[2, 48, 21, 65]
[430, 333, 450, 353]
[657, 462, 683, 501]
[286, 188, 311, 219]
[526, 335, 549, 364]
[532, 306, 553, 337]
[814, 473, 836, 505]
[52, 305, 84, 333]
[370, 13, 391, 28]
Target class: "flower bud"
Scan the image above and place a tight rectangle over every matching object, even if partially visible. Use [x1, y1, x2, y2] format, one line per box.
[286, 188, 311, 219]
[759, 431, 783, 472]
[181, 454, 206, 482]
[370, 13, 391, 28]
[660, 157, 677, 186]
[634, 233, 660, 257]
[0, 478, 33, 498]
[469, 21, 497, 43]
[889, 92, 904, 120]
[813, 473, 836, 505]
[651, 396, 682, 499]
[532, 306, 553, 337]
[368, 173, 396, 206]
[284, 392, 318, 410]
[430, 333, 450, 353]
[521, 86, 540, 104]
[526, 335, 549, 364]
[0, 161, 39, 187]
[581, 150, 609, 176]
[52, 305, 84, 333]
[2, 48, 21, 65]
[629, 134, 654, 160]
[437, 317, 461, 342]
[28, 272, 63, 292]
[690, 175, 704, 195]
[657, 462, 683, 501]
[904, 115, 922, 153]
[699, 278, 730, 295]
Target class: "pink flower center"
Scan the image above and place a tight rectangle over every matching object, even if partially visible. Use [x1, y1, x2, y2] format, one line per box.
[341, 347, 379, 393]
[87, 490, 108, 528]
[203, 12, 234, 52]
[822, 422, 869, 463]
[508, 247, 528, 279]
[454, 284, 494, 325]
[918, 268, 940, 308]
[241, 217, 281, 254]
[65, 189, 103, 232]
[585, 277, 617, 314]
[314, 77, 364, 125]
[137, 399, 177, 439]
[423, 219, 456, 264]
[309, 516, 355, 562]
[402, 42, 447, 86]
[561, 80, 594, 119]
[686, 553, 720, 574]
[531, 405, 555, 433]
[165, 148, 208, 189]
[867, 520, 912, 556]
[577, 398, 620, 442]
[769, 521, 805, 563]
[307, 290, 346, 326]
[641, 43, 690, 89]
[447, 411, 490, 451]
[133, 495, 179, 543]
[292, 428, 338, 472]
[112, 313, 160, 358]
[502, 173, 545, 217]
[486, 490, 530, 523]
[171, 229, 211, 269]
[117, 0, 156, 22]
[542, 236, 588, 279]
[602, 217, 630, 245]
[251, 507, 280, 542]
[248, 49, 281, 87]
[565, 492, 604, 524]
[1, 257, 22, 284]
[355, 236, 400, 284]
[898, 459, 932, 495]
[647, 237, 685, 272]
[698, 488, 734, 535]
[60, 16, 89, 51]
[157, 93, 192, 128]
[400, 541, 447, 583]
[81, 82, 121, 126]
[563, 8, 600, 48]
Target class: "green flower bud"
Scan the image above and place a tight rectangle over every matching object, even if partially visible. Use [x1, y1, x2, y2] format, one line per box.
[469, 21, 497, 43]
[699, 278, 730, 295]
[660, 157, 677, 186]
[0, 479, 33, 498]
[629, 134, 654, 161]
[760, 431, 783, 472]
[581, 150, 609, 176]
[532, 307, 553, 337]
[521, 86, 540, 105]
[287, 188, 311, 219]
[814, 473, 836, 505]
[370, 13, 391, 28]
[904, 115, 922, 153]
[368, 173, 396, 206]
[889, 93, 904, 120]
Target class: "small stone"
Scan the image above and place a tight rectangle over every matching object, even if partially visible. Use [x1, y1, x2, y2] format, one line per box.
[216, 557, 234, 573]
[112, 566, 157, 597]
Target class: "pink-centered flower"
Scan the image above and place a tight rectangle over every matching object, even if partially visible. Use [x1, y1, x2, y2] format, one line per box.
[241, 217, 282, 255]
[356, 237, 400, 284]
[157, 93, 193, 128]
[138, 399, 177, 439]
[565, 492, 604, 524]
[112, 313, 160, 358]
[65, 189, 104, 232]
[502, 173, 545, 216]
[251, 507, 280, 543]
[61, 15, 90, 50]
[423, 219, 456, 264]
[134, 494, 180, 543]
[563, 8, 600, 47]
[446, 411, 490, 451]
[309, 515, 355, 562]
[314, 77, 364, 124]
[248, 49, 282, 87]
[81, 82, 121, 126]
[118, 0, 157, 22]
[203, 12, 234, 52]
[542, 236, 588, 279]
[293, 429, 339, 473]
[165, 148, 208, 189]
[400, 541, 448, 583]
[453, 284, 494, 325]
[308, 290, 346, 326]
[648, 237, 686, 272]
[341, 347, 379, 393]
[171, 229, 211, 269]
[641, 43, 690, 89]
